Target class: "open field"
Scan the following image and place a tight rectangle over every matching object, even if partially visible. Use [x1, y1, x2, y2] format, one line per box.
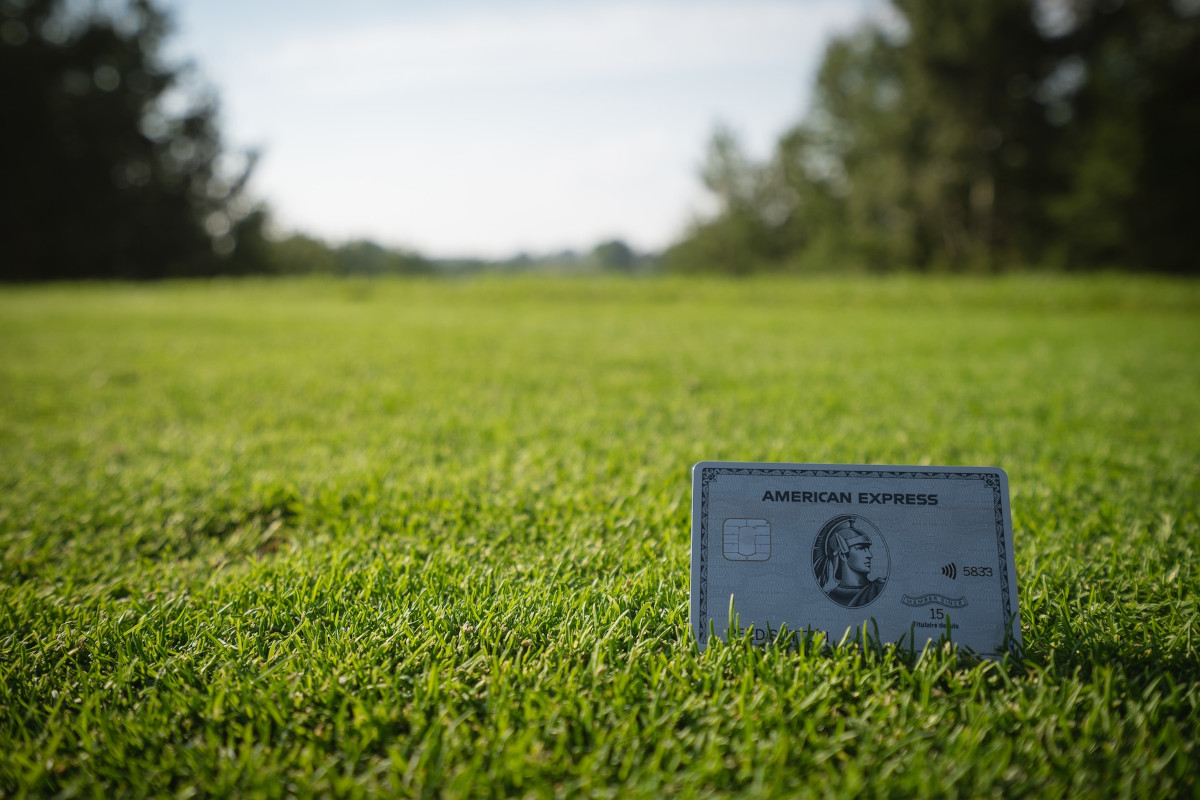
[2, 274, 1198, 797]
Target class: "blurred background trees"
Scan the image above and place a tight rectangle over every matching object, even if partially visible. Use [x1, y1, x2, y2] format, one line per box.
[5, 0, 1196, 280]
[1, 0, 268, 280]
[667, 0, 1200, 275]
[261, 235, 430, 277]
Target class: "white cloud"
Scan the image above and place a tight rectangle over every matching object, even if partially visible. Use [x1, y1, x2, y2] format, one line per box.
[258, 1, 864, 97]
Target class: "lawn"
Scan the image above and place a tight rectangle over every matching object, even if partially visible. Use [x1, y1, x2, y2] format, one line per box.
[1, 274, 1197, 797]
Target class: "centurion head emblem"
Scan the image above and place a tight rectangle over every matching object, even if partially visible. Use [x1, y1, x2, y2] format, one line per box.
[812, 514, 890, 608]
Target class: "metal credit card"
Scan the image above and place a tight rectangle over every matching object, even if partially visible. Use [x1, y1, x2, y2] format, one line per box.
[691, 462, 1021, 658]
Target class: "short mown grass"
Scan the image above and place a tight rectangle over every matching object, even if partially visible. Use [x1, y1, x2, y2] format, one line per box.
[1, 274, 1197, 797]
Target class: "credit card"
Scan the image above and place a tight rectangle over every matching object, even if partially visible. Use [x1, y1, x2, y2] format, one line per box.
[691, 462, 1021, 658]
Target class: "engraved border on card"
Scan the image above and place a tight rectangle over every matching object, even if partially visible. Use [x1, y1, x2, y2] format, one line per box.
[697, 466, 1014, 654]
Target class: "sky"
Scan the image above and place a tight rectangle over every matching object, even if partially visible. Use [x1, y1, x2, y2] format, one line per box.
[160, 0, 876, 259]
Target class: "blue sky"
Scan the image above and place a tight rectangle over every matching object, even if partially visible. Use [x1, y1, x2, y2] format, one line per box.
[161, 0, 876, 258]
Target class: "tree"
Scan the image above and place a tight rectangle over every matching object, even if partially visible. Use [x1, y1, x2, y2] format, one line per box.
[0, 0, 266, 280]
[591, 239, 636, 272]
[1044, 0, 1200, 273]
[664, 126, 807, 273]
[330, 240, 430, 276]
[788, 0, 1059, 270]
[667, 0, 1200, 274]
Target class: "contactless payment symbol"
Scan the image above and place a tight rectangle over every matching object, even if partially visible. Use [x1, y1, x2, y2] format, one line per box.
[723, 519, 771, 561]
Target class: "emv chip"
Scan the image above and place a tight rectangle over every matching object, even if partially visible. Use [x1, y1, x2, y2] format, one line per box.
[723, 518, 771, 561]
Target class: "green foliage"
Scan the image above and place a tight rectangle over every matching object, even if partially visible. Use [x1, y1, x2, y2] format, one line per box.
[0, 0, 269, 280]
[1045, 0, 1200, 272]
[262, 233, 342, 275]
[664, 127, 810, 274]
[327, 240, 431, 277]
[1, 275, 1198, 797]
[591, 239, 637, 272]
[670, 0, 1200, 274]
[437, 243, 655, 277]
[231, 234, 431, 277]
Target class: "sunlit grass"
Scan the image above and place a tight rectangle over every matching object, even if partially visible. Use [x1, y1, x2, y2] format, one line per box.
[1, 274, 1197, 797]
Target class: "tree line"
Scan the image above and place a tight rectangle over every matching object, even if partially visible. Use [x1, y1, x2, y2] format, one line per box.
[4, 0, 1196, 280]
[0, 0, 653, 281]
[666, 0, 1199, 274]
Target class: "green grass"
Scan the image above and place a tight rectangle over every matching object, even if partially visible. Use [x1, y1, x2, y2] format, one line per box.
[1, 274, 1198, 798]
